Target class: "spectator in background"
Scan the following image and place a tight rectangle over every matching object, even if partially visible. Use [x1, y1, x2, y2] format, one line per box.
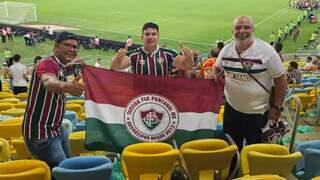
[111, 22, 194, 76]
[48, 26, 54, 40]
[286, 61, 301, 84]
[1, 27, 7, 43]
[269, 31, 276, 45]
[3, 47, 11, 64]
[212, 16, 287, 150]
[9, 54, 28, 95]
[126, 35, 133, 50]
[95, 58, 102, 67]
[28, 56, 42, 75]
[303, 56, 312, 69]
[3, 57, 13, 80]
[304, 58, 318, 71]
[274, 43, 284, 62]
[293, 27, 300, 42]
[23, 32, 31, 46]
[208, 41, 224, 58]
[23, 32, 85, 170]
[94, 36, 100, 49]
[5, 25, 13, 42]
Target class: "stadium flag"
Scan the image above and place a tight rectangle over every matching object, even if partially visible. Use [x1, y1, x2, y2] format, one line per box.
[83, 65, 224, 153]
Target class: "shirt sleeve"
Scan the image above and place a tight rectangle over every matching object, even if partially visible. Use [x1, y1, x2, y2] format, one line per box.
[266, 48, 286, 78]
[36, 60, 58, 79]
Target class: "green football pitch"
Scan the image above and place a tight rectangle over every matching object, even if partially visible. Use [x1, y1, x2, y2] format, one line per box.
[1, 0, 318, 66]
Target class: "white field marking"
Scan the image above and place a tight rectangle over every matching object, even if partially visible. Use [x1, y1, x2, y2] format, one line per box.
[119, 17, 177, 33]
[39, 16, 213, 46]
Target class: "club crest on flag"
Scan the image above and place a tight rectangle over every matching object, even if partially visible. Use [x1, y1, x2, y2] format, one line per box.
[124, 94, 179, 142]
[140, 108, 164, 131]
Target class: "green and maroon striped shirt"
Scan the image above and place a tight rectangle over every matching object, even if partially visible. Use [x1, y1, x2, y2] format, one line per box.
[128, 47, 178, 76]
[23, 55, 67, 140]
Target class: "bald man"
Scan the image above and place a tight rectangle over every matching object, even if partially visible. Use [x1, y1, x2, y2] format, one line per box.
[212, 16, 287, 149]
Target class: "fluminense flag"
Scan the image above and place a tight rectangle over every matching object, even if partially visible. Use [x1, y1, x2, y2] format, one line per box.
[83, 65, 224, 153]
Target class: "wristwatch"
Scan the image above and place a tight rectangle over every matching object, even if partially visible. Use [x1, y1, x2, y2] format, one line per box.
[270, 105, 284, 112]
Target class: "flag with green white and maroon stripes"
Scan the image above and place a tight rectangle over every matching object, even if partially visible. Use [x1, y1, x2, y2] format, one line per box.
[83, 65, 224, 153]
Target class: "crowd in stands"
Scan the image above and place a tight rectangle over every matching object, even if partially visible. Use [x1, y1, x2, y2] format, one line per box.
[289, 0, 320, 10]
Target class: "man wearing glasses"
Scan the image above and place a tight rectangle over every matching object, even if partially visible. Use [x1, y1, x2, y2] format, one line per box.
[23, 31, 85, 169]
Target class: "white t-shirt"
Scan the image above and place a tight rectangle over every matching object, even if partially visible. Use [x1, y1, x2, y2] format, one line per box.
[95, 62, 101, 67]
[9, 62, 28, 87]
[216, 38, 286, 114]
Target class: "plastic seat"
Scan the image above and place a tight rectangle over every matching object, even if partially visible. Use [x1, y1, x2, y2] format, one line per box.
[121, 142, 179, 180]
[14, 102, 27, 109]
[294, 140, 320, 179]
[0, 98, 20, 104]
[0, 92, 15, 100]
[234, 175, 286, 180]
[247, 151, 301, 177]
[293, 93, 314, 116]
[52, 156, 113, 180]
[0, 118, 23, 139]
[62, 119, 73, 134]
[0, 115, 14, 121]
[0, 102, 14, 112]
[0, 138, 10, 162]
[1, 108, 25, 117]
[180, 139, 237, 180]
[240, 144, 302, 178]
[15, 92, 29, 102]
[66, 103, 83, 118]
[312, 177, 320, 180]
[11, 138, 33, 160]
[67, 99, 85, 106]
[64, 110, 78, 128]
[0, 159, 51, 180]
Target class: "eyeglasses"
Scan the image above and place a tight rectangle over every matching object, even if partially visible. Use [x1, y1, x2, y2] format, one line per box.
[61, 42, 79, 50]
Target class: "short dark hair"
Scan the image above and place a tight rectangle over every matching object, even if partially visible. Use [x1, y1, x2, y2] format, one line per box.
[55, 31, 78, 43]
[34, 56, 42, 64]
[289, 61, 298, 69]
[12, 54, 21, 62]
[274, 43, 283, 53]
[217, 42, 224, 49]
[142, 22, 159, 33]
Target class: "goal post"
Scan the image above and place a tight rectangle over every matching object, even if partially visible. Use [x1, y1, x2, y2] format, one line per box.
[0, 1, 37, 24]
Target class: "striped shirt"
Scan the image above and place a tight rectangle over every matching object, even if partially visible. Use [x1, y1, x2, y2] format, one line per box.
[286, 69, 301, 84]
[128, 47, 178, 76]
[23, 55, 67, 140]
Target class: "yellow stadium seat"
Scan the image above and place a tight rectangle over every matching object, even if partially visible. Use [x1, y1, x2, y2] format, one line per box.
[0, 102, 14, 112]
[14, 102, 27, 109]
[0, 92, 15, 100]
[121, 142, 179, 180]
[234, 175, 286, 180]
[79, 112, 86, 121]
[0, 159, 51, 180]
[0, 138, 10, 162]
[180, 139, 237, 180]
[0, 118, 23, 139]
[240, 144, 302, 178]
[66, 99, 85, 106]
[12, 138, 33, 160]
[66, 103, 83, 118]
[218, 106, 224, 123]
[1, 108, 25, 117]
[15, 92, 29, 102]
[68, 131, 105, 157]
[312, 177, 320, 180]
[0, 98, 20, 104]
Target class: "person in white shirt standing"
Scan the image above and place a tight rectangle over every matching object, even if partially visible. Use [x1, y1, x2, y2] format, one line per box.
[9, 54, 28, 95]
[94, 58, 101, 67]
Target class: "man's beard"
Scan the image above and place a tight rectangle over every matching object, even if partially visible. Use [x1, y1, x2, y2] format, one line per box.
[238, 33, 250, 41]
